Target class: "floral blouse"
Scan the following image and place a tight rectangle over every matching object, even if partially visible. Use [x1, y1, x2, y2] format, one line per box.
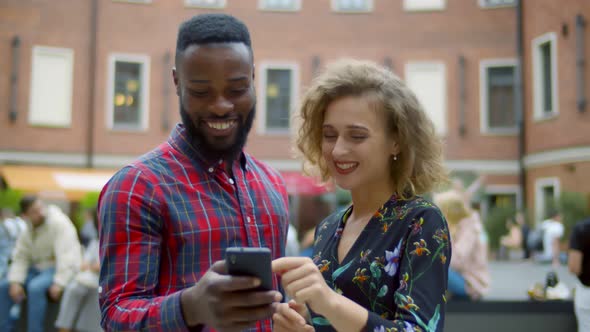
[310, 194, 451, 332]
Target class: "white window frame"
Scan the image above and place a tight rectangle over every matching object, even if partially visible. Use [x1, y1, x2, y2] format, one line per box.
[481, 185, 522, 219]
[28, 46, 74, 128]
[184, 0, 226, 9]
[534, 177, 561, 224]
[331, 0, 373, 13]
[478, 0, 516, 9]
[257, 61, 300, 135]
[404, 61, 447, 136]
[532, 32, 559, 121]
[403, 0, 446, 12]
[259, 0, 301, 12]
[106, 53, 150, 132]
[479, 58, 518, 135]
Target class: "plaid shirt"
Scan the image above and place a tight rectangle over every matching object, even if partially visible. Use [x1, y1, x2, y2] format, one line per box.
[98, 124, 289, 332]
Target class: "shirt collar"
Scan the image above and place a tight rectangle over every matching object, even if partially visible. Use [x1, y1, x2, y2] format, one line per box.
[168, 123, 249, 172]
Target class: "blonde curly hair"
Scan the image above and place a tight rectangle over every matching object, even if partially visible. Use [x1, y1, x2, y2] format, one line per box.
[296, 59, 448, 199]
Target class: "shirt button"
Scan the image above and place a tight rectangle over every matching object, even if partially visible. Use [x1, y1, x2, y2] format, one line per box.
[247, 217, 251, 223]
[98, 286, 102, 294]
[208, 167, 214, 173]
[229, 178, 235, 185]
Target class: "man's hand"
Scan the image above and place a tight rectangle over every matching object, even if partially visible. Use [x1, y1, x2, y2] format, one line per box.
[180, 260, 282, 332]
[8, 283, 25, 303]
[48, 283, 63, 302]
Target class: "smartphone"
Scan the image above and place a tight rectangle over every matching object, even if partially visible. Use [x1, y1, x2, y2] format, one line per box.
[225, 247, 273, 291]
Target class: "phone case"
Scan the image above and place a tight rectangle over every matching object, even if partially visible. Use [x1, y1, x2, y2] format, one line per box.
[225, 247, 273, 291]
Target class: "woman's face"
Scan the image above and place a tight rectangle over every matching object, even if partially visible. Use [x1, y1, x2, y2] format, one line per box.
[321, 96, 398, 192]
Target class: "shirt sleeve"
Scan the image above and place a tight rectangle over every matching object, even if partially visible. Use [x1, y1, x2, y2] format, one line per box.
[53, 217, 83, 286]
[98, 166, 190, 332]
[365, 207, 451, 332]
[7, 230, 31, 284]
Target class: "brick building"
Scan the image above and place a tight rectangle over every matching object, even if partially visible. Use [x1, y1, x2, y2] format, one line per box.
[0, 0, 588, 224]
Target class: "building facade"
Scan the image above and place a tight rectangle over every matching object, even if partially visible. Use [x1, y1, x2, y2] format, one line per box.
[0, 0, 588, 223]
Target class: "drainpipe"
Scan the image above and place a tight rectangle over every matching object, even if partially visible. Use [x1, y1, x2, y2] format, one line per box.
[515, 0, 526, 209]
[86, 0, 98, 168]
[9, 36, 20, 123]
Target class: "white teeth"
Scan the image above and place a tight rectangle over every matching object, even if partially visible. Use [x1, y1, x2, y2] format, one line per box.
[336, 163, 357, 170]
[207, 121, 234, 130]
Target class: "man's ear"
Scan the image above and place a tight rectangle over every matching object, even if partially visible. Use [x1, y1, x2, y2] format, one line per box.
[252, 63, 256, 81]
[172, 67, 180, 96]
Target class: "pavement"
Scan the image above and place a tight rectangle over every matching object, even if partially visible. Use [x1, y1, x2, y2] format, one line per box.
[484, 258, 577, 301]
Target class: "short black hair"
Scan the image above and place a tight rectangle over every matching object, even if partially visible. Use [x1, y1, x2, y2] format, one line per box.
[19, 195, 38, 214]
[175, 13, 252, 64]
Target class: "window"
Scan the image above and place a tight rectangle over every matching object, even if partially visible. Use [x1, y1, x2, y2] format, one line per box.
[481, 185, 522, 220]
[28, 46, 74, 127]
[478, 0, 516, 8]
[332, 0, 372, 13]
[107, 54, 150, 131]
[258, 63, 299, 134]
[534, 177, 560, 223]
[480, 59, 517, 133]
[403, 0, 445, 11]
[259, 0, 301, 11]
[532, 32, 558, 120]
[405, 62, 447, 135]
[184, 0, 225, 9]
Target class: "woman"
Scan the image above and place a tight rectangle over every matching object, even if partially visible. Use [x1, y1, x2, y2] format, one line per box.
[434, 190, 489, 301]
[272, 59, 450, 332]
[55, 209, 100, 332]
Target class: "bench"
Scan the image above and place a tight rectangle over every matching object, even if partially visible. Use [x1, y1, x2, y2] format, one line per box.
[445, 300, 576, 332]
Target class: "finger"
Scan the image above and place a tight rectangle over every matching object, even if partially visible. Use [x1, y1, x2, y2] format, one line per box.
[280, 262, 319, 287]
[273, 312, 302, 332]
[284, 275, 317, 300]
[210, 260, 228, 274]
[272, 257, 311, 274]
[223, 290, 282, 307]
[222, 303, 276, 324]
[209, 271, 262, 292]
[277, 303, 307, 325]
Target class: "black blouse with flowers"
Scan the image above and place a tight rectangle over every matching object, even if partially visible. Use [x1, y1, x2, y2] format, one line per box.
[310, 194, 451, 332]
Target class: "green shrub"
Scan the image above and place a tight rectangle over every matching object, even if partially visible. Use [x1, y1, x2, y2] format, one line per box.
[558, 191, 590, 240]
[484, 205, 517, 250]
[0, 189, 23, 214]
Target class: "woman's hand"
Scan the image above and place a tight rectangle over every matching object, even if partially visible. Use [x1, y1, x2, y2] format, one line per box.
[272, 257, 335, 315]
[272, 300, 314, 332]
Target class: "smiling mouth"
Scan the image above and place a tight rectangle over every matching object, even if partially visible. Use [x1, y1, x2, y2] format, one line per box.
[206, 120, 237, 130]
[334, 162, 359, 174]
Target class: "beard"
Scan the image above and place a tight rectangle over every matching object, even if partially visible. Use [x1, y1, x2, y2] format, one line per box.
[180, 102, 256, 163]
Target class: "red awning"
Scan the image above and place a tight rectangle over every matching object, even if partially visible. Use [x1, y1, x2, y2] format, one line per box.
[280, 171, 333, 196]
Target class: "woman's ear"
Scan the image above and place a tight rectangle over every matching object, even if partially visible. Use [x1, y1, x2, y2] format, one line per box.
[391, 141, 400, 157]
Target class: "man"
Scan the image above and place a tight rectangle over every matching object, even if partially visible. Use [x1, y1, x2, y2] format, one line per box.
[537, 210, 564, 267]
[98, 14, 289, 332]
[568, 217, 590, 332]
[0, 196, 82, 332]
[0, 208, 26, 279]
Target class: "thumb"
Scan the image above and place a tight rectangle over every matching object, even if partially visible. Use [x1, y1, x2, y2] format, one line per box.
[210, 260, 228, 275]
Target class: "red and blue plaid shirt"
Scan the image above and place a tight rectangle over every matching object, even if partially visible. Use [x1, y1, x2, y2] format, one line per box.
[97, 124, 289, 332]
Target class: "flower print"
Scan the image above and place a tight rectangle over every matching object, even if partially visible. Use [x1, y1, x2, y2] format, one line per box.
[410, 217, 424, 236]
[374, 326, 385, 332]
[410, 239, 431, 257]
[433, 228, 449, 245]
[381, 221, 390, 233]
[395, 293, 420, 311]
[360, 249, 372, 263]
[318, 260, 331, 273]
[374, 207, 387, 220]
[384, 242, 402, 276]
[312, 252, 322, 264]
[352, 268, 370, 284]
[335, 227, 344, 238]
[314, 234, 323, 246]
[373, 255, 386, 267]
[399, 272, 409, 291]
[440, 253, 447, 264]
